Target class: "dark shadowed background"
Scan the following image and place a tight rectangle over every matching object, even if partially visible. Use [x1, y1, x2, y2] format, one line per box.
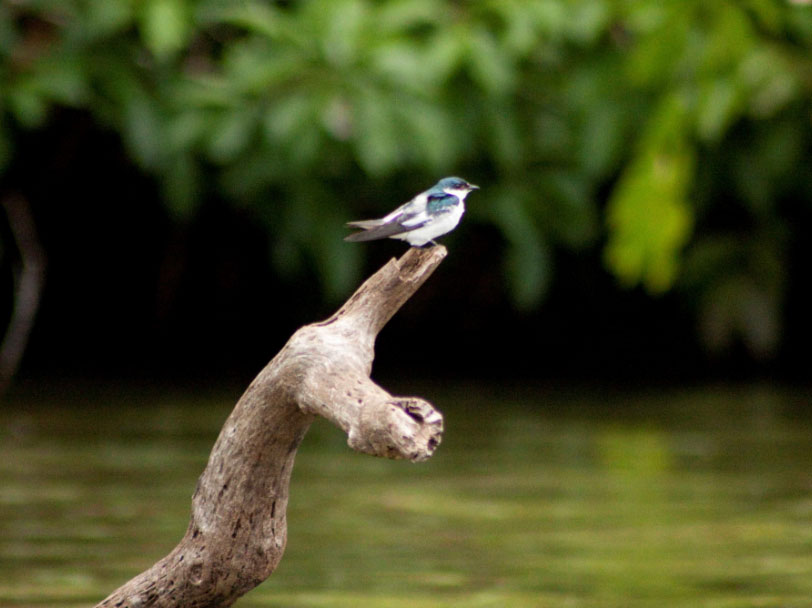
[2, 1, 812, 389]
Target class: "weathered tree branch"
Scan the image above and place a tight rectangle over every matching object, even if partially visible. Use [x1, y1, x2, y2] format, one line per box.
[96, 245, 447, 608]
[0, 193, 46, 395]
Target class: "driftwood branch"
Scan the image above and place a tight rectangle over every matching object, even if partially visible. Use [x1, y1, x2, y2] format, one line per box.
[96, 245, 447, 608]
[1, 194, 46, 395]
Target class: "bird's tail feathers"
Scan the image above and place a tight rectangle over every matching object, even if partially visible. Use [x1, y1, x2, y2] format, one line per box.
[345, 218, 385, 229]
[345, 218, 395, 241]
[344, 230, 387, 242]
[345, 218, 415, 242]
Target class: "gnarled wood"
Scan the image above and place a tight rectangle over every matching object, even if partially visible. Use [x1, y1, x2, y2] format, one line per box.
[96, 245, 447, 608]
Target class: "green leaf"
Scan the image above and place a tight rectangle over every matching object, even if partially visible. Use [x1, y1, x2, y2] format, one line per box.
[264, 93, 315, 144]
[161, 153, 200, 219]
[219, 148, 277, 199]
[539, 170, 597, 248]
[7, 82, 48, 127]
[376, 0, 441, 34]
[81, 0, 134, 40]
[397, 100, 457, 170]
[605, 96, 695, 293]
[696, 78, 742, 142]
[466, 27, 516, 94]
[527, 0, 567, 38]
[423, 28, 467, 83]
[605, 147, 694, 292]
[139, 0, 190, 60]
[495, 1, 537, 53]
[624, 6, 689, 87]
[353, 86, 401, 175]
[33, 55, 89, 106]
[565, 0, 610, 44]
[492, 192, 551, 309]
[371, 41, 433, 90]
[483, 101, 522, 169]
[577, 94, 629, 178]
[307, 0, 367, 68]
[221, 39, 304, 95]
[123, 90, 165, 168]
[216, 3, 286, 40]
[166, 109, 208, 154]
[207, 107, 258, 164]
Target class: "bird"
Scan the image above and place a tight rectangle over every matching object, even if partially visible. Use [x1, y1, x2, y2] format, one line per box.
[344, 177, 479, 247]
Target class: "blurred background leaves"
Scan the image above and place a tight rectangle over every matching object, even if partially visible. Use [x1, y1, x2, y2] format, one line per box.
[1, 0, 812, 381]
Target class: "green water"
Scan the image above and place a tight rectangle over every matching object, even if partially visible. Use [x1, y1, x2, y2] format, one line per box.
[1, 384, 811, 607]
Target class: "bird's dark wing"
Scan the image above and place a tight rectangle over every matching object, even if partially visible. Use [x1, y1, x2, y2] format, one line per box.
[344, 214, 430, 242]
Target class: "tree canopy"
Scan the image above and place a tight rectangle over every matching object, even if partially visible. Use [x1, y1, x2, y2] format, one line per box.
[2, 0, 812, 362]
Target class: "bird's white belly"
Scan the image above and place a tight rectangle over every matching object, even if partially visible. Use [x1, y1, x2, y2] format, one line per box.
[394, 203, 464, 246]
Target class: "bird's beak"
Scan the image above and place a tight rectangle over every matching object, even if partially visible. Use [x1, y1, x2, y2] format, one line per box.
[469, 183, 480, 191]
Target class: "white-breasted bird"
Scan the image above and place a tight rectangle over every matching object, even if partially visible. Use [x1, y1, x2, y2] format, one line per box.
[344, 177, 479, 247]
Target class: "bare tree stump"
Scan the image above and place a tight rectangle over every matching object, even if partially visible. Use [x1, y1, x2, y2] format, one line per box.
[96, 245, 447, 608]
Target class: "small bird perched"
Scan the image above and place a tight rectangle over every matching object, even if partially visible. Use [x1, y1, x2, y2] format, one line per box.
[344, 177, 479, 247]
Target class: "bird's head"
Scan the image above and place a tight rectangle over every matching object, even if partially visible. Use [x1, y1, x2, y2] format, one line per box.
[436, 177, 479, 198]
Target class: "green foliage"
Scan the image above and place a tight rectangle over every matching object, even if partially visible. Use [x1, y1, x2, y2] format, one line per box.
[1, 0, 811, 356]
[605, 93, 695, 293]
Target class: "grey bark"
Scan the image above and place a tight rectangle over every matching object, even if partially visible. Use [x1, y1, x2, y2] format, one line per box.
[96, 245, 447, 607]
[0, 194, 46, 394]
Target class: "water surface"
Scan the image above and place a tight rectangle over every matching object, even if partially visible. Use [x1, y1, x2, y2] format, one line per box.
[1, 383, 811, 607]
